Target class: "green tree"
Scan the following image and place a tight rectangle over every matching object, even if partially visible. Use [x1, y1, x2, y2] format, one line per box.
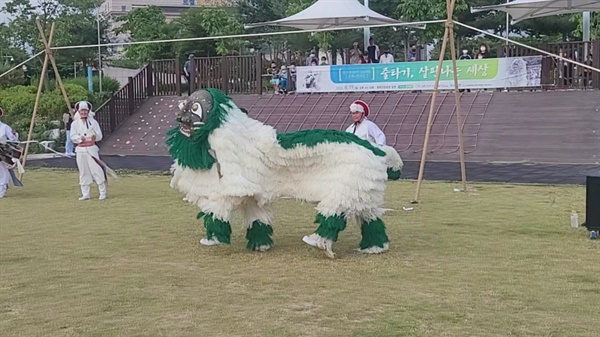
[195, 8, 244, 55]
[236, 0, 291, 52]
[396, 0, 468, 43]
[1, 0, 110, 77]
[115, 7, 175, 63]
[571, 12, 600, 40]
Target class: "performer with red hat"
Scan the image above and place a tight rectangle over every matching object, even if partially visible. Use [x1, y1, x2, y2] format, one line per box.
[0, 107, 21, 198]
[346, 100, 386, 146]
[70, 101, 107, 200]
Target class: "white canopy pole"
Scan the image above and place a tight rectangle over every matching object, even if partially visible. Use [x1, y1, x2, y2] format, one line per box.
[364, 0, 371, 51]
[583, 12, 591, 57]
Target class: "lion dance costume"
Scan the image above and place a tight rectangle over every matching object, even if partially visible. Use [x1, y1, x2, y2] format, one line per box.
[168, 89, 403, 258]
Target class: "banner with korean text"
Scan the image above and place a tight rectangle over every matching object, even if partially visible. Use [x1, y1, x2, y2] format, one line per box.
[295, 56, 542, 93]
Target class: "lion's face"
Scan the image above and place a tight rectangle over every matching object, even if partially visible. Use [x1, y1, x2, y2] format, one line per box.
[176, 90, 213, 138]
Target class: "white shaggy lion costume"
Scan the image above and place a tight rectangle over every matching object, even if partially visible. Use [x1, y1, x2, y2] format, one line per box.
[168, 89, 403, 258]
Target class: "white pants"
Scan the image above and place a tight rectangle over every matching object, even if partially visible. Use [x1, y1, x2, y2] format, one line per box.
[0, 163, 9, 198]
[76, 146, 106, 198]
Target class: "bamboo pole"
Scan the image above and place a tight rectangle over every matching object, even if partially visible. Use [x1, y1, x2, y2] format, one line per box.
[412, 0, 463, 202]
[446, 3, 468, 192]
[36, 18, 72, 117]
[19, 22, 56, 180]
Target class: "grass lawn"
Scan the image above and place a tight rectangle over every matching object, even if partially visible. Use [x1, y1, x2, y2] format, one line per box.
[1, 169, 598, 337]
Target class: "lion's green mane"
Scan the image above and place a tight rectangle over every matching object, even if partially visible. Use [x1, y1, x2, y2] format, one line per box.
[166, 89, 231, 170]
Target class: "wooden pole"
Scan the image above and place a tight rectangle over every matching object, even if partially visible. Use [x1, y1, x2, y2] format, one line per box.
[412, 0, 461, 202]
[19, 22, 56, 179]
[447, 19, 468, 192]
[36, 18, 72, 117]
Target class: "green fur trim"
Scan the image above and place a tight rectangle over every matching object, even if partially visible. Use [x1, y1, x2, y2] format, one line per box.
[166, 89, 233, 170]
[359, 218, 389, 250]
[314, 213, 347, 242]
[277, 129, 385, 157]
[203, 212, 232, 244]
[387, 168, 402, 180]
[166, 128, 216, 170]
[245, 221, 274, 250]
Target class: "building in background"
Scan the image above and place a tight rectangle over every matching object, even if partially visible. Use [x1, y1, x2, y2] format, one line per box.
[100, 0, 230, 21]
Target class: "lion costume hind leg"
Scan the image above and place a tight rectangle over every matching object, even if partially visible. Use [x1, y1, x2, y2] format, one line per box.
[291, 140, 390, 258]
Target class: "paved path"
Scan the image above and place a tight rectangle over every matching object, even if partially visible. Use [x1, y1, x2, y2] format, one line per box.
[25, 155, 600, 185]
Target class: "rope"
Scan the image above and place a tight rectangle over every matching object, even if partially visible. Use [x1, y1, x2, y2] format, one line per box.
[3, 140, 118, 178]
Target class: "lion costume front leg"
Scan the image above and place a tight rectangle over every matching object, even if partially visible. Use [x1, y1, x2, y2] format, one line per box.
[195, 197, 240, 246]
[241, 197, 275, 252]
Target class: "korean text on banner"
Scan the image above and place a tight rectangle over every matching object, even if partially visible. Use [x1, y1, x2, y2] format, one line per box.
[295, 56, 542, 93]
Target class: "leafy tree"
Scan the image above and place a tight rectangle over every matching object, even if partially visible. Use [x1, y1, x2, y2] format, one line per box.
[0, 63, 27, 88]
[170, 11, 215, 58]
[170, 8, 245, 57]
[237, 0, 284, 27]
[396, 0, 468, 43]
[571, 12, 600, 40]
[236, 0, 295, 53]
[0, 23, 28, 64]
[1, 0, 110, 77]
[115, 7, 175, 63]
[194, 8, 244, 55]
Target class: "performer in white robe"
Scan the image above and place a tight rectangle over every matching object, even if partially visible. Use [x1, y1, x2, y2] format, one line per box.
[70, 101, 107, 200]
[345, 100, 386, 146]
[1, 107, 19, 198]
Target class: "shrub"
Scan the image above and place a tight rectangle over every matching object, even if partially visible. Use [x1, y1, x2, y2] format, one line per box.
[0, 83, 90, 147]
[30, 75, 121, 95]
[64, 76, 121, 94]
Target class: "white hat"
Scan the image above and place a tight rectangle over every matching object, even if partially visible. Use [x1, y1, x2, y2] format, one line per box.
[76, 101, 91, 111]
[350, 100, 369, 116]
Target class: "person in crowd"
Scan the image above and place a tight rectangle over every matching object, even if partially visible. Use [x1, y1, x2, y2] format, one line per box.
[476, 45, 488, 59]
[349, 41, 362, 64]
[379, 49, 394, 63]
[367, 37, 380, 63]
[407, 44, 418, 62]
[183, 54, 194, 95]
[63, 110, 75, 157]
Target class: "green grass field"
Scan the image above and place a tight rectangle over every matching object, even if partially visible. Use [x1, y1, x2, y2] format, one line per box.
[1, 169, 598, 337]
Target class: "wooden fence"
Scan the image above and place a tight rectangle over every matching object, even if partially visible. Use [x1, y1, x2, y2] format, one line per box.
[95, 64, 152, 137]
[95, 54, 265, 137]
[497, 40, 600, 90]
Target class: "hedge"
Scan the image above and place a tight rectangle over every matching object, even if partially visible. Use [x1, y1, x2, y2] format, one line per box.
[0, 83, 90, 151]
[30, 76, 121, 95]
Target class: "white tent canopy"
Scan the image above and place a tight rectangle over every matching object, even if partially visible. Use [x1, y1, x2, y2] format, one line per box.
[471, 0, 600, 24]
[245, 0, 416, 30]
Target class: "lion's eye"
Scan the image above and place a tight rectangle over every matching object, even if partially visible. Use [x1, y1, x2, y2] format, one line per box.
[191, 102, 202, 118]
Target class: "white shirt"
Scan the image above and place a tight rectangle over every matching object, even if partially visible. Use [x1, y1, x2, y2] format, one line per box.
[346, 118, 386, 146]
[70, 117, 103, 152]
[0, 121, 18, 142]
[379, 53, 394, 63]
